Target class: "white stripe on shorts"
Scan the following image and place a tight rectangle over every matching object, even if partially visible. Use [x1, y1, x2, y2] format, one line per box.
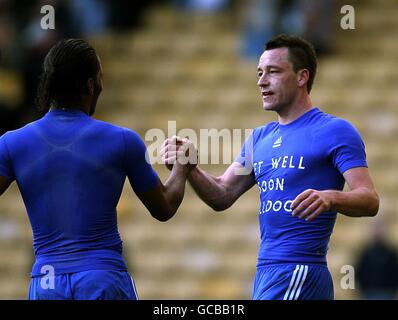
[130, 276, 139, 300]
[284, 265, 308, 300]
[283, 265, 300, 300]
[288, 265, 304, 300]
[294, 265, 308, 300]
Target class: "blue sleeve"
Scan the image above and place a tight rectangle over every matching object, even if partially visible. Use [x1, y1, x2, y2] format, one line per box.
[0, 134, 15, 183]
[122, 129, 160, 193]
[324, 119, 368, 174]
[235, 130, 255, 169]
[235, 143, 246, 167]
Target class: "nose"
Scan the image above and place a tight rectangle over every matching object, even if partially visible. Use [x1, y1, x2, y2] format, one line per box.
[257, 74, 269, 87]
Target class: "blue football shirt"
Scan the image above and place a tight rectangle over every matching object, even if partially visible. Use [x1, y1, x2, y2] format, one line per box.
[0, 109, 160, 277]
[237, 108, 367, 266]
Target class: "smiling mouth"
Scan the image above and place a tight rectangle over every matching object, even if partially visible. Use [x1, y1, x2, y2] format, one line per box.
[262, 91, 274, 97]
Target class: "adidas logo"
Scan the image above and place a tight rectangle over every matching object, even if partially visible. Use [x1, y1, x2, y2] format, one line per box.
[273, 136, 282, 148]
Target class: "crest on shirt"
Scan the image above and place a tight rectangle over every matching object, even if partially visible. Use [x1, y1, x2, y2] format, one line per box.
[273, 136, 282, 148]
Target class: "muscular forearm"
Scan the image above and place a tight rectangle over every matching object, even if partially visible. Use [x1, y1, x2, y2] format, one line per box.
[188, 167, 230, 211]
[161, 137, 254, 212]
[162, 164, 190, 217]
[326, 187, 379, 217]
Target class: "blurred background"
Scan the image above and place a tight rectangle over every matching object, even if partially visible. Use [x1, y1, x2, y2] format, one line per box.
[0, 0, 397, 299]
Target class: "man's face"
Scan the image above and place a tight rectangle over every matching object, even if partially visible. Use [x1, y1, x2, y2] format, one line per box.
[89, 57, 103, 116]
[257, 47, 300, 112]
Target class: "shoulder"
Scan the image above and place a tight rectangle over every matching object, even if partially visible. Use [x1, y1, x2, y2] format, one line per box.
[91, 118, 125, 133]
[90, 120, 147, 157]
[314, 112, 362, 137]
[91, 119, 143, 141]
[0, 121, 39, 144]
[254, 121, 279, 134]
[312, 112, 366, 155]
[252, 121, 278, 141]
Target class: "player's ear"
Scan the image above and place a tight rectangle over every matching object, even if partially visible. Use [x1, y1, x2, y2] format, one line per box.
[297, 69, 309, 89]
[87, 78, 95, 96]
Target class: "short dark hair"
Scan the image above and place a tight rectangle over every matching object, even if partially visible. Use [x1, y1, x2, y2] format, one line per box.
[265, 34, 317, 93]
[36, 39, 100, 112]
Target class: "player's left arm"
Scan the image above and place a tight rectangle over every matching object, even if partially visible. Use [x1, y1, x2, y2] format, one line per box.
[0, 176, 11, 197]
[291, 167, 379, 221]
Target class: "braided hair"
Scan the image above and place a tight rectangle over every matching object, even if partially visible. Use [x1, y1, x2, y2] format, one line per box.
[36, 39, 100, 112]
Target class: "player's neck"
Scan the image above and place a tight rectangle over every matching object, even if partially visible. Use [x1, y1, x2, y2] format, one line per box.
[277, 95, 313, 125]
[50, 101, 90, 115]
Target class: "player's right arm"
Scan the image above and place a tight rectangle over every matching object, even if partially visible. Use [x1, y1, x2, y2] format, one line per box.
[161, 137, 255, 211]
[188, 163, 255, 211]
[124, 130, 193, 222]
[135, 161, 191, 222]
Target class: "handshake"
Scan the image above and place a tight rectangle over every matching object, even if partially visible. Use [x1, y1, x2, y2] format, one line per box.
[160, 136, 198, 171]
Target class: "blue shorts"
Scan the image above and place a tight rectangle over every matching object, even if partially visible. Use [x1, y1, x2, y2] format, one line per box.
[252, 263, 334, 300]
[28, 270, 138, 300]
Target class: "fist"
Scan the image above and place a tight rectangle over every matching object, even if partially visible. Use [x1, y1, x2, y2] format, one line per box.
[291, 189, 332, 221]
[160, 136, 198, 171]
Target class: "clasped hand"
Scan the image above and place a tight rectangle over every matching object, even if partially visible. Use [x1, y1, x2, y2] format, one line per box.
[160, 136, 198, 171]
